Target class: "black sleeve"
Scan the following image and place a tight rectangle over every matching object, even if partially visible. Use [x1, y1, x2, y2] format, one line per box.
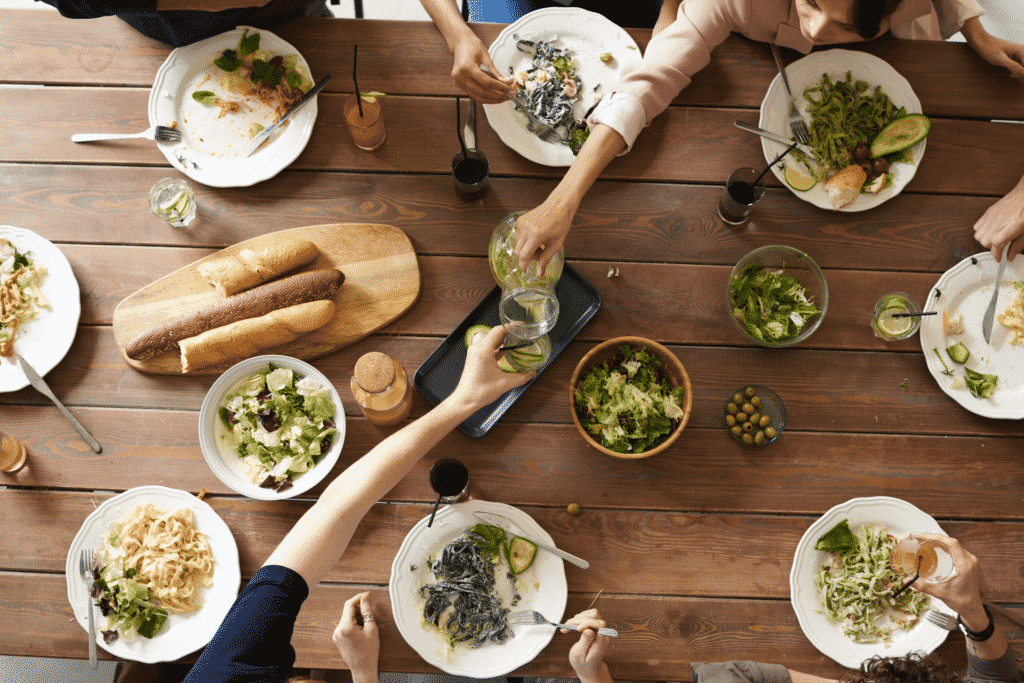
[35, 0, 158, 19]
[964, 649, 1023, 683]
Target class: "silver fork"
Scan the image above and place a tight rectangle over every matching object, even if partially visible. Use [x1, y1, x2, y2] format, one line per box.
[925, 609, 957, 631]
[508, 610, 619, 637]
[72, 124, 182, 143]
[79, 548, 98, 668]
[770, 44, 810, 144]
[512, 96, 564, 145]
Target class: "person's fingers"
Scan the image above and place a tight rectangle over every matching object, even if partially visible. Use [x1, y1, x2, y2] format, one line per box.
[587, 631, 610, 662]
[340, 593, 362, 626]
[358, 592, 376, 631]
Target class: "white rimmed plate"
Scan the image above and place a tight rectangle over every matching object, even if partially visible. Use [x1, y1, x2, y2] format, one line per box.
[790, 496, 950, 670]
[65, 485, 241, 663]
[0, 225, 80, 392]
[920, 252, 1024, 419]
[759, 49, 925, 211]
[148, 26, 318, 187]
[485, 7, 641, 166]
[198, 354, 346, 500]
[389, 499, 568, 677]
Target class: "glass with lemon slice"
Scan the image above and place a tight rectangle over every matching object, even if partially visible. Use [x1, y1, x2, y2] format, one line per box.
[871, 291, 921, 340]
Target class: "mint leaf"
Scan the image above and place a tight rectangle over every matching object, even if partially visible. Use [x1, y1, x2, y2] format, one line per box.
[251, 59, 282, 88]
[815, 519, 859, 554]
[237, 29, 260, 57]
[214, 48, 241, 72]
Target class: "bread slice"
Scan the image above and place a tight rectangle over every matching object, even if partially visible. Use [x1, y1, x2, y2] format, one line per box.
[942, 309, 964, 335]
[823, 165, 867, 209]
[197, 239, 319, 296]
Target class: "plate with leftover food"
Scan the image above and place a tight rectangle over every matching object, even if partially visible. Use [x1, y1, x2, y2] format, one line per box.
[790, 496, 949, 669]
[485, 7, 641, 166]
[0, 225, 80, 392]
[389, 499, 568, 677]
[148, 26, 318, 187]
[65, 485, 240, 663]
[759, 49, 925, 211]
[198, 355, 346, 500]
[920, 252, 1024, 419]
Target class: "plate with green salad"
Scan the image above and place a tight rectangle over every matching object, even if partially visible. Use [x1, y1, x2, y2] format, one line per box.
[790, 496, 950, 669]
[758, 49, 925, 212]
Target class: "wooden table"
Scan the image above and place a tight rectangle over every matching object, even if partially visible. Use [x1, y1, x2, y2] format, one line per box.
[1, 10, 1023, 680]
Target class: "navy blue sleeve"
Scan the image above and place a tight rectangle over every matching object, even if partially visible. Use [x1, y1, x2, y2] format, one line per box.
[33, 0, 157, 19]
[183, 565, 310, 683]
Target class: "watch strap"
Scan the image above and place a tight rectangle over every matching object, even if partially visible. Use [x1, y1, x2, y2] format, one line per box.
[958, 604, 995, 642]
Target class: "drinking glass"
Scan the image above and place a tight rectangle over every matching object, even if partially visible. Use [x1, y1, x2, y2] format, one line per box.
[451, 148, 489, 197]
[890, 534, 957, 583]
[429, 458, 468, 504]
[344, 93, 386, 151]
[499, 275, 559, 340]
[503, 332, 551, 372]
[149, 177, 196, 227]
[718, 167, 766, 225]
[872, 292, 921, 340]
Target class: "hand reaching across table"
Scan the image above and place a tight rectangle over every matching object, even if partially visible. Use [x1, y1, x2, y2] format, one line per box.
[562, 608, 614, 683]
[974, 173, 1024, 262]
[332, 592, 379, 683]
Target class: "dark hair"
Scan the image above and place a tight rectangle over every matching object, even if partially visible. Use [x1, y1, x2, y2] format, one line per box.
[842, 653, 961, 683]
[851, 0, 905, 39]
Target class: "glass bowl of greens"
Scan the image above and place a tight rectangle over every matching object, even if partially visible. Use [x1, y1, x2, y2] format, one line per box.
[570, 337, 692, 459]
[728, 245, 828, 348]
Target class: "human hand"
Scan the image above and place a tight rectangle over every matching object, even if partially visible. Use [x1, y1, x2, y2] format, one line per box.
[332, 592, 379, 683]
[907, 534, 984, 618]
[514, 202, 574, 276]
[565, 609, 614, 683]
[963, 20, 1024, 80]
[451, 33, 515, 104]
[449, 324, 534, 410]
[974, 179, 1024, 262]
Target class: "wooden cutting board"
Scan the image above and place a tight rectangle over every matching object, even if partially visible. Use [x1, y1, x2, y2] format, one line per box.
[112, 223, 420, 374]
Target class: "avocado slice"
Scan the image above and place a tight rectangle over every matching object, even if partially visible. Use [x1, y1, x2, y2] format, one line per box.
[505, 536, 538, 574]
[870, 114, 931, 159]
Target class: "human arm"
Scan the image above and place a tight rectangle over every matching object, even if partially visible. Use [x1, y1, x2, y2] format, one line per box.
[419, 0, 515, 104]
[332, 592, 379, 683]
[974, 173, 1024, 262]
[960, 17, 1024, 80]
[263, 323, 534, 588]
[563, 609, 614, 683]
[653, 0, 682, 38]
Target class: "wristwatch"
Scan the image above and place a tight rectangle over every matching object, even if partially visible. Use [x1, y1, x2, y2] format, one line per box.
[958, 605, 995, 642]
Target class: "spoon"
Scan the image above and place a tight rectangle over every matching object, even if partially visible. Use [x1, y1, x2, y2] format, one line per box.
[892, 554, 923, 599]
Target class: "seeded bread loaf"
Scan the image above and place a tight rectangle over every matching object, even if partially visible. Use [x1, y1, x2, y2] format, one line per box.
[126, 269, 344, 360]
[197, 239, 319, 296]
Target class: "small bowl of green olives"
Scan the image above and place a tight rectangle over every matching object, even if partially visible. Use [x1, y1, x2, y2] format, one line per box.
[724, 385, 785, 447]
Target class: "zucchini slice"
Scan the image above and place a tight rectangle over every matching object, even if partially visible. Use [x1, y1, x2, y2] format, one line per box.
[505, 536, 538, 574]
[946, 342, 970, 365]
[464, 324, 492, 349]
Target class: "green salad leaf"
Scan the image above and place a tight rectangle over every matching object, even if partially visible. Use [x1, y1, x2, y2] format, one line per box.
[964, 367, 998, 398]
[468, 523, 507, 562]
[730, 264, 821, 343]
[573, 344, 686, 454]
[814, 519, 858, 554]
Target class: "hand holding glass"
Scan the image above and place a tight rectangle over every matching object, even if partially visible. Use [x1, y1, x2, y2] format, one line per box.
[890, 534, 957, 583]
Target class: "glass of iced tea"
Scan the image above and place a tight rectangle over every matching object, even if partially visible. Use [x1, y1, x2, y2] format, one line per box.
[344, 93, 386, 151]
[890, 534, 957, 583]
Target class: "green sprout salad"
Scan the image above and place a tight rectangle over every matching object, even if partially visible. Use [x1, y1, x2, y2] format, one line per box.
[730, 264, 822, 344]
[574, 344, 686, 454]
[219, 364, 337, 493]
[815, 522, 929, 644]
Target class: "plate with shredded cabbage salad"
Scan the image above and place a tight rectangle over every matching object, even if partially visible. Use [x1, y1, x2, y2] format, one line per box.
[790, 496, 951, 669]
[758, 49, 925, 212]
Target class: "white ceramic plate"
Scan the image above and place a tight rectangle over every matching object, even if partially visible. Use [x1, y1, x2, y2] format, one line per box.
[485, 7, 642, 167]
[919, 252, 1024, 419]
[790, 496, 950, 670]
[148, 26, 318, 188]
[198, 355, 346, 500]
[65, 485, 241, 663]
[389, 499, 569, 677]
[759, 49, 925, 212]
[0, 225, 80, 392]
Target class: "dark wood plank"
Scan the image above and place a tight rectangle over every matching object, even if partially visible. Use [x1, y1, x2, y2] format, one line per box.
[3, 88, 1022, 196]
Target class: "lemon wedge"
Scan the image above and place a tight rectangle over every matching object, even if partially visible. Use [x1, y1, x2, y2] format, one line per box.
[784, 163, 817, 192]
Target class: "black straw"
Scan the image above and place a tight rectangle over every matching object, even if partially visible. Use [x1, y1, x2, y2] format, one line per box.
[455, 96, 469, 158]
[892, 555, 923, 599]
[353, 45, 363, 117]
[754, 141, 799, 186]
[499, 340, 534, 352]
[427, 493, 442, 528]
[891, 311, 938, 318]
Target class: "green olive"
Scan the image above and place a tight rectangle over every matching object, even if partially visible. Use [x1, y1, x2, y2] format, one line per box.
[764, 426, 778, 439]
[735, 411, 748, 423]
[742, 421, 754, 433]
[759, 414, 771, 428]
[727, 402, 738, 415]
[730, 425, 743, 438]
[744, 386, 756, 398]
[725, 414, 736, 427]
[732, 392, 744, 404]
[754, 431, 766, 446]
[750, 396, 761, 408]
[741, 433, 754, 446]
[748, 412, 761, 426]
[741, 403, 755, 415]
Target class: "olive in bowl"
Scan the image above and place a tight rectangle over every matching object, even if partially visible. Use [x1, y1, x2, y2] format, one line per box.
[724, 385, 785, 447]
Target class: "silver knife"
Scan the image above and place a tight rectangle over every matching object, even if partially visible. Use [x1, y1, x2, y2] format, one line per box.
[16, 354, 102, 453]
[734, 121, 807, 149]
[464, 98, 477, 150]
[982, 243, 1010, 343]
[473, 511, 589, 569]
[245, 74, 331, 157]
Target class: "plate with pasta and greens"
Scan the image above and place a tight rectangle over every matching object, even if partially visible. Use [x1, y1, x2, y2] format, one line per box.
[759, 49, 925, 212]
[790, 496, 951, 669]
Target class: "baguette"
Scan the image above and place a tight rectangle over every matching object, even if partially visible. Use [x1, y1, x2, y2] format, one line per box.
[179, 300, 335, 373]
[126, 269, 344, 360]
[823, 165, 867, 209]
[198, 239, 319, 296]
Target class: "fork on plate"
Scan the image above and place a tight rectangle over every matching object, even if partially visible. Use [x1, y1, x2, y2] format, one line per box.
[770, 44, 810, 144]
[510, 95, 564, 145]
[79, 548, 98, 668]
[72, 124, 182, 143]
[508, 609, 619, 637]
[925, 609, 957, 631]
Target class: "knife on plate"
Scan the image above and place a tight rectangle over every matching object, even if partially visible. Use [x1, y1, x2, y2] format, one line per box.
[473, 510, 589, 569]
[245, 74, 331, 157]
[734, 121, 811, 151]
[464, 99, 477, 150]
[17, 353, 102, 453]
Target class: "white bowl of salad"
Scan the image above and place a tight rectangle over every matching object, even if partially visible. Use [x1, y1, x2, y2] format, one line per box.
[198, 355, 346, 500]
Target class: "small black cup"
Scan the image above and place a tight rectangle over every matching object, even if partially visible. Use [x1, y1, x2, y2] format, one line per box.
[429, 457, 469, 504]
[452, 149, 490, 197]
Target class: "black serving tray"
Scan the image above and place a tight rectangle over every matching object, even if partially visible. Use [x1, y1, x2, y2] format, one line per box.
[414, 263, 601, 437]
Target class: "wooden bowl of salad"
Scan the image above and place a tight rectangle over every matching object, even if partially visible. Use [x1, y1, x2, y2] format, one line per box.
[569, 337, 692, 459]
